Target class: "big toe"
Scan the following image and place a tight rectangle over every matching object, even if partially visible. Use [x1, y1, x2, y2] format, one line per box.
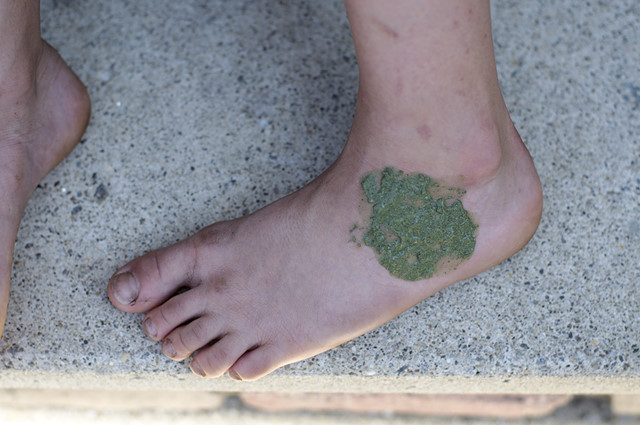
[108, 238, 198, 313]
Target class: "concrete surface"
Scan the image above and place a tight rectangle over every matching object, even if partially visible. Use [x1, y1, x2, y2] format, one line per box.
[0, 0, 639, 392]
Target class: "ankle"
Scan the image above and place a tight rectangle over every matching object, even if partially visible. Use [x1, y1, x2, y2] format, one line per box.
[0, 40, 90, 193]
[0, 41, 44, 145]
[0, 37, 43, 94]
[346, 100, 511, 186]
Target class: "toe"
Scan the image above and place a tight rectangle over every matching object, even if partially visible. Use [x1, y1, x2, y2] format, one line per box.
[162, 316, 222, 361]
[190, 335, 250, 378]
[142, 289, 205, 341]
[228, 343, 284, 381]
[108, 238, 197, 313]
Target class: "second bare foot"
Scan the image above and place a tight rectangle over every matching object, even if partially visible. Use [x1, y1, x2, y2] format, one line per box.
[0, 40, 91, 335]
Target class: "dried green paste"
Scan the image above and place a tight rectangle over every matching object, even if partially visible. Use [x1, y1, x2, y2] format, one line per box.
[360, 167, 477, 281]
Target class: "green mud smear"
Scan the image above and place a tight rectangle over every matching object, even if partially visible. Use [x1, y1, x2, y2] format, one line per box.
[361, 167, 477, 281]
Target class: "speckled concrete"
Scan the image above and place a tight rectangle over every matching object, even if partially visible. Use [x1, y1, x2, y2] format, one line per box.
[0, 0, 639, 392]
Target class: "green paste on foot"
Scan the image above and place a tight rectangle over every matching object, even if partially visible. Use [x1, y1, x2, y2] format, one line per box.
[361, 167, 477, 281]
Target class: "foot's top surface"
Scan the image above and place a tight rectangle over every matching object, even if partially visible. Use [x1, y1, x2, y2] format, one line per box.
[1, 0, 639, 393]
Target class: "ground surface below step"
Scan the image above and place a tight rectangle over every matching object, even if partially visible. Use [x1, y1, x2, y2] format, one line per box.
[0, 394, 621, 425]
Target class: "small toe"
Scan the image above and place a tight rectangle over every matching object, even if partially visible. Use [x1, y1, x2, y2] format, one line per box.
[108, 238, 197, 313]
[142, 289, 205, 341]
[228, 343, 284, 381]
[190, 335, 250, 378]
[162, 316, 223, 361]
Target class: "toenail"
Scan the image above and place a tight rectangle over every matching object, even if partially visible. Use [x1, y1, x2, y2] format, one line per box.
[162, 339, 177, 358]
[228, 369, 242, 381]
[110, 272, 139, 305]
[143, 318, 157, 338]
[191, 360, 206, 377]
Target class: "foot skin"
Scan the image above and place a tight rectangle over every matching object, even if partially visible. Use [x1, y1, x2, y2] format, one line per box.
[0, 41, 91, 335]
[108, 114, 542, 380]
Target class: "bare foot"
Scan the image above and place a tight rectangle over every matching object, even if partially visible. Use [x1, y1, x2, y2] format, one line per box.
[0, 41, 91, 335]
[108, 0, 543, 380]
[107, 114, 541, 381]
